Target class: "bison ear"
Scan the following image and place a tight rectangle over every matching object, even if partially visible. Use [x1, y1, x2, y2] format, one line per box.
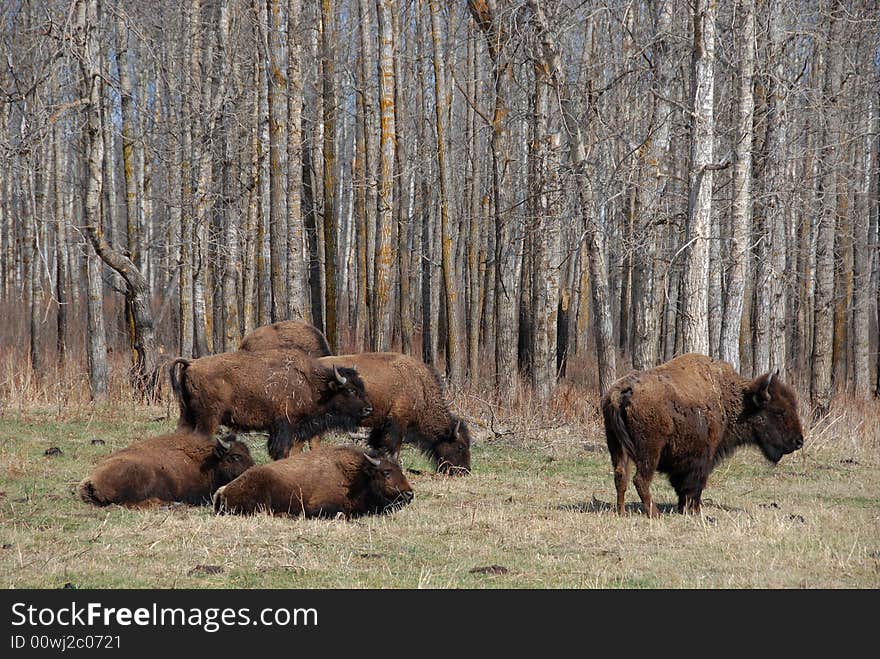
[749, 371, 774, 408]
[214, 435, 233, 458]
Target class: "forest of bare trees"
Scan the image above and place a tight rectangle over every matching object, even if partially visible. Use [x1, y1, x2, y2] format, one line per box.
[1, 0, 878, 417]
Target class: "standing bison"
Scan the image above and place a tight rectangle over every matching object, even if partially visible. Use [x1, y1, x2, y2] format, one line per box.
[602, 353, 804, 517]
[304, 352, 471, 475]
[78, 432, 254, 507]
[169, 349, 372, 460]
[239, 319, 331, 357]
[213, 445, 414, 518]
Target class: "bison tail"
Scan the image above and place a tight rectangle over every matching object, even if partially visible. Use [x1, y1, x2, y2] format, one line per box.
[168, 358, 194, 428]
[168, 358, 190, 400]
[603, 387, 638, 462]
[77, 478, 106, 506]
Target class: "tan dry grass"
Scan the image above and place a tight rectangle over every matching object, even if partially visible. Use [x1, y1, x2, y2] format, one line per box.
[1, 394, 878, 589]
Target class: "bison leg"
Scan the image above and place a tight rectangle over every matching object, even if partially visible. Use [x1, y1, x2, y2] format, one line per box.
[268, 421, 294, 461]
[677, 494, 702, 515]
[672, 469, 708, 515]
[633, 470, 660, 519]
[613, 456, 633, 515]
[292, 434, 322, 454]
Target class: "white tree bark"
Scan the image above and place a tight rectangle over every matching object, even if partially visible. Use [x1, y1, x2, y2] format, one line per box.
[680, 0, 716, 356]
[720, 0, 754, 370]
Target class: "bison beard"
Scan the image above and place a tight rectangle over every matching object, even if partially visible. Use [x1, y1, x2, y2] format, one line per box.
[213, 445, 414, 518]
[602, 353, 805, 517]
[77, 432, 254, 507]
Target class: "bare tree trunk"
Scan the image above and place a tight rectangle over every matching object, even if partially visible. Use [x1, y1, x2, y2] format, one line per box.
[853, 92, 877, 396]
[255, 0, 272, 329]
[528, 24, 559, 399]
[179, 0, 200, 358]
[528, 0, 616, 393]
[268, 0, 288, 322]
[720, 0, 753, 370]
[287, 0, 308, 320]
[394, 1, 412, 356]
[680, 0, 716, 356]
[25, 157, 43, 375]
[81, 0, 109, 400]
[374, 0, 396, 353]
[53, 115, 69, 364]
[320, 0, 338, 350]
[469, 0, 518, 396]
[428, 0, 460, 381]
[78, 0, 160, 395]
[811, 5, 842, 416]
[466, 18, 481, 379]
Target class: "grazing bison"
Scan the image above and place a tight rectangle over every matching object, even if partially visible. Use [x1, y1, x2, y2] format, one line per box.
[213, 445, 413, 518]
[301, 352, 471, 475]
[169, 349, 372, 460]
[239, 319, 331, 357]
[602, 353, 804, 517]
[78, 432, 253, 507]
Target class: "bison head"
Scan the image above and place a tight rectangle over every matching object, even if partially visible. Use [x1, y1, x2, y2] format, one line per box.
[746, 370, 805, 463]
[316, 365, 373, 424]
[434, 418, 472, 475]
[211, 434, 255, 488]
[363, 451, 414, 513]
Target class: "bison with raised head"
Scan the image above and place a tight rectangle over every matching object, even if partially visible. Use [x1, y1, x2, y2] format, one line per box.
[213, 445, 413, 518]
[78, 432, 254, 507]
[602, 353, 804, 517]
[302, 352, 471, 475]
[169, 348, 372, 460]
[239, 319, 331, 357]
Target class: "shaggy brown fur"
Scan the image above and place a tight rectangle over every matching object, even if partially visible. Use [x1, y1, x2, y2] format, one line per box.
[213, 445, 413, 518]
[169, 349, 371, 460]
[78, 432, 253, 507]
[239, 319, 331, 357]
[298, 353, 471, 474]
[602, 353, 804, 517]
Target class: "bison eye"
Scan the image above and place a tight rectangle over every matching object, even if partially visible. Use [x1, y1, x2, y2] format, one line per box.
[382, 469, 392, 477]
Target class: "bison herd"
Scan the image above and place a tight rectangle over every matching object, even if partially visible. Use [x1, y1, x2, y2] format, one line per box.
[77, 320, 806, 520]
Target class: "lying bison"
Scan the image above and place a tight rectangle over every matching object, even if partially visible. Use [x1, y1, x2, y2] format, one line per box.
[239, 319, 331, 357]
[169, 349, 371, 460]
[299, 352, 471, 475]
[78, 432, 253, 507]
[602, 353, 804, 517]
[213, 445, 413, 518]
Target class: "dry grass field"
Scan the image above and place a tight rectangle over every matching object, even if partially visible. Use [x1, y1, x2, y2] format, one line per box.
[2, 387, 878, 590]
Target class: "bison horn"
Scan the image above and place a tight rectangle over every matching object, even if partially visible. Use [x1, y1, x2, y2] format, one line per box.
[453, 419, 461, 437]
[215, 435, 233, 456]
[332, 364, 347, 386]
[364, 452, 382, 468]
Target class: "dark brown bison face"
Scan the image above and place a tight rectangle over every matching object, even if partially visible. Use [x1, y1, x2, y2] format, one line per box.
[317, 365, 373, 422]
[747, 371, 805, 463]
[212, 435, 255, 487]
[435, 419, 472, 475]
[363, 452, 414, 513]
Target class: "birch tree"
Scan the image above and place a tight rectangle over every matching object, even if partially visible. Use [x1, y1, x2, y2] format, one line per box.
[680, 0, 716, 355]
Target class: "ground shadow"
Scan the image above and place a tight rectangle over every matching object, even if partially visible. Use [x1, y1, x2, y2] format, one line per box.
[557, 496, 745, 515]
[556, 496, 677, 515]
